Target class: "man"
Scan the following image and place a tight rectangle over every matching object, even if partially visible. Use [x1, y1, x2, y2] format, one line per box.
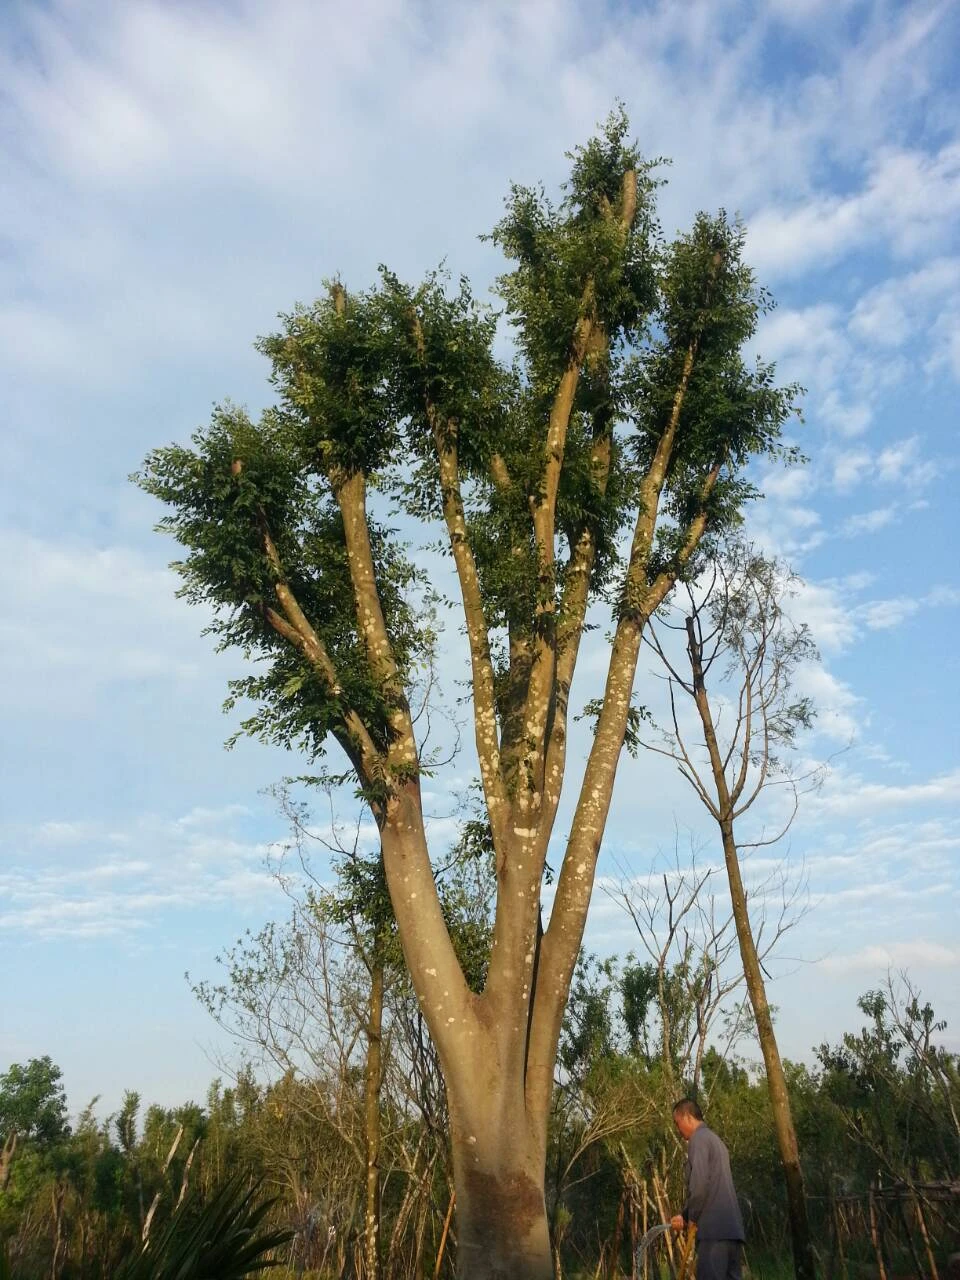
[670, 1098, 745, 1280]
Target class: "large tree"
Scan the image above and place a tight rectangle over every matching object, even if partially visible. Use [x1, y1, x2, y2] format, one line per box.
[138, 111, 801, 1280]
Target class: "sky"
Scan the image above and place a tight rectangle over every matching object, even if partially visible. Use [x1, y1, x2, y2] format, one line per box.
[1, 0, 958, 1118]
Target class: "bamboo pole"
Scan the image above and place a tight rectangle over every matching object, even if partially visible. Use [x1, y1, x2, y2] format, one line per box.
[895, 1190, 928, 1280]
[914, 1193, 940, 1280]
[869, 1188, 889, 1280]
[651, 1171, 678, 1278]
[676, 1223, 697, 1280]
[642, 1180, 649, 1280]
[834, 1195, 848, 1280]
[433, 1189, 456, 1280]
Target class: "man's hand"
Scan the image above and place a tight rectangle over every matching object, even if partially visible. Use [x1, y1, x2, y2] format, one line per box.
[670, 1214, 685, 1231]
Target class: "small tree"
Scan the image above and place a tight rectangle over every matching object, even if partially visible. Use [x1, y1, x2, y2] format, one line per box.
[817, 978, 960, 1184]
[139, 112, 801, 1280]
[607, 838, 800, 1098]
[642, 543, 819, 1280]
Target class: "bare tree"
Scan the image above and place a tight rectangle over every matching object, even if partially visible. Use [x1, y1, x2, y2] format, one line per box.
[606, 836, 802, 1098]
[642, 542, 820, 1280]
[193, 821, 383, 1267]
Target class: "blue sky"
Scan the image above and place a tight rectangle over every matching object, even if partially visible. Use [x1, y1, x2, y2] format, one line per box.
[1, 0, 958, 1115]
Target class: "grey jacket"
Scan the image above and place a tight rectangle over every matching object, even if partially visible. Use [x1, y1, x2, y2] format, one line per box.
[683, 1124, 745, 1242]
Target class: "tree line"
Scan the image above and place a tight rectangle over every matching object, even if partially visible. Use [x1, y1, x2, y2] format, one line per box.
[3, 962, 957, 1279]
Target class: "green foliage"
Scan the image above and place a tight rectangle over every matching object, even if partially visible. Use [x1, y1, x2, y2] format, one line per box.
[115, 1090, 140, 1155]
[4, 982, 958, 1277]
[576, 696, 651, 757]
[490, 105, 661, 375]
[621, 960, 658, 1056]
[627, 213, 803, 591]
[137, 400, 430, 770]
[136, 110, 801, 785]
[560, 955, 618, 1075]
[257, 284, 396, 478]
[0, 1057, 69, 1148]
[815, 985, 960, 1183]
[114, 1175, 291, 1280]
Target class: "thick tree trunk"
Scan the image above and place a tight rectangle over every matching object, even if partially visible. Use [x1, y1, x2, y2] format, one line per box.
[449, 1088, 552, 1280]
[380, 813, 552, 1280]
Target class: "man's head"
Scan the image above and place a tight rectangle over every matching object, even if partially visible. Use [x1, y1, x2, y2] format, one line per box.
[672, 1098, 703, 1141]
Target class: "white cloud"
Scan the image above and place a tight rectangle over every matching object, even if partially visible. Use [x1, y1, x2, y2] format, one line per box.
[793, 664, 862, 741]
[788, 579, 857, 653]
[0, 531, 212, 716]
[813, 767, 960, 817]
[926, 585, 960, 606]
[746, 141, 960, 279]
[849, 257, 960, 349]
[927, 303, 960, 379]
[852, 583, 960, 630]
[832, 449, 873, 492]
[757, 467, 812, 502]
[876, 436, 925, 484]
[0, 807, 286, 939]
[842, 508, 897, 536]
[858, 596, 920, 629]
[821, 941, 960, 973]
[828, 437, 936, 499]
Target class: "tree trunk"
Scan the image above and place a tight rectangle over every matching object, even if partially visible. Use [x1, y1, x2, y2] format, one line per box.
[448, 1085, 552, 1280]
[0, 1131, 16, 1192]
[364, 951, 385, 1280]
[716, 812, 817, 1280]
[379, 807, 556, 1280]
[686, 619, 817, 1280]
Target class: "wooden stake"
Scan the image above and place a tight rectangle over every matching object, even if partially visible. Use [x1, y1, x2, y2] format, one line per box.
[895, 1190, 927, 1280]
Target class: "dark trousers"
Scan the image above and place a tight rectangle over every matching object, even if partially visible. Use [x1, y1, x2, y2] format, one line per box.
[696, 1240, 742, 1280]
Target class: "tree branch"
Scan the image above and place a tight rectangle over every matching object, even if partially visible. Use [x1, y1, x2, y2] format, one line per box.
[525, 458, 721, 1114]
[232, 464, 384, 781]
[409, 312, 510, 853]
[516, 169, 640, 829]
[333, 469, 417, 769]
